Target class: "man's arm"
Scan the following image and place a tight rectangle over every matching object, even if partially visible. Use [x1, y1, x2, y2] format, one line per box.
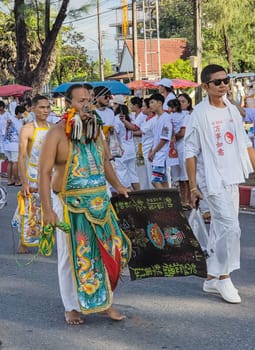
[175, 127, 186, 141]
[186, 156, 203, 208]
[39, 128, 59, 225]
[148, 139, 168, 162]
[18, 124, 32, 196]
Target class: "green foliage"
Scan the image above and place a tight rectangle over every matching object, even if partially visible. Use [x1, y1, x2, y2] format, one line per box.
[161, 59, 194, 81]
[158, 0, 194, 51]
[202, 0, 255, 71]
[158, 0, 255, 73]
[50, 44, 91, 85]
[85, 59, 114, 82]
[0, 0, 95, 91]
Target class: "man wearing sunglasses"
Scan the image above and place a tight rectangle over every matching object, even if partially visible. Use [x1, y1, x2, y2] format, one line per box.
[94, 86, 114, 130]
[184, 64, 255, 304]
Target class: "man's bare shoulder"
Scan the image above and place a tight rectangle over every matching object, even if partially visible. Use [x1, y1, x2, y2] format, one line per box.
[46, 121, 67, 140]
[20, 122, 35, 138]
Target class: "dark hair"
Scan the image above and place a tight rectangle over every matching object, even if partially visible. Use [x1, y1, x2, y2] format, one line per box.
[15, 105, 26, 115]
[201, 64, 227, 83]
[149, 93, 164, 105]
[93, 86, 111, 99]
[178, 93, 193, 111]
[0, 101, 5, 108]
[116, 104, 131, 122]
[65, 84, 84, 102]
[167, 98, 182, 113]
[130, 96, 143, 108]
[31, 94, 48, 106]
[83, 83, 93, 91]
[165, 86, 174, 93]
[143, 97, 150, 109]
[23, 99, 32, 108]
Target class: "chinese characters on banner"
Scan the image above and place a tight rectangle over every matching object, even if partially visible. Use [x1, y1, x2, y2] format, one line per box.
[111, 189, 207, 281]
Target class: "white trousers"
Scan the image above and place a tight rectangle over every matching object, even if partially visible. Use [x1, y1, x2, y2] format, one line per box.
[52, 193, 81, 312]
[200, 184, 241, 277]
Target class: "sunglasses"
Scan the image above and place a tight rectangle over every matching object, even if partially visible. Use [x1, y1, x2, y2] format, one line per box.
[206, 77, 230, 86]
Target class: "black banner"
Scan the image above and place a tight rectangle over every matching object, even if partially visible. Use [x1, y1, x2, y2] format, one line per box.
[111, 189, 207, 280]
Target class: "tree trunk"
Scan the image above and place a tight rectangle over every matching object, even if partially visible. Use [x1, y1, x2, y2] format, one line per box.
[223, 25, 233, 73]
[14, 0, 69, 94]
[14, 0, 31, 83]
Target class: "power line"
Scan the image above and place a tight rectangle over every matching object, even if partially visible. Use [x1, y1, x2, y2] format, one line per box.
[63, 8, 114, 25]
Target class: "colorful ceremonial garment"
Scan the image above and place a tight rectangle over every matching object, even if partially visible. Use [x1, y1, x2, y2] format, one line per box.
[58, 134, 131, 315]
[12, 121, 50, 246]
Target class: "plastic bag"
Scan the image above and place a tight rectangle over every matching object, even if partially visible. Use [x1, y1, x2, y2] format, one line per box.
[108, 129, 124, 158]
[188, 208, 209, 253]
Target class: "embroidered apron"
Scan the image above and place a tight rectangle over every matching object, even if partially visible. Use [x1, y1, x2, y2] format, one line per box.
[12, 121, 50, 246]
[59, 135, 131, 314]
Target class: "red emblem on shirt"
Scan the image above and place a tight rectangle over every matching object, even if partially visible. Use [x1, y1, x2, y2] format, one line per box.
[224, 131, 234, 144]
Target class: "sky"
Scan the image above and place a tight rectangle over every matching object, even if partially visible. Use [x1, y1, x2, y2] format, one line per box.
[67, 0, 122, 62]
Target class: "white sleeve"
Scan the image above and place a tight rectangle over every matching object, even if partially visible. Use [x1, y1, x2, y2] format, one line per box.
[184, 127, 201, 159]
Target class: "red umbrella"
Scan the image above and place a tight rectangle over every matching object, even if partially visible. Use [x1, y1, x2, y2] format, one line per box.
[153, 79, 198, 89]
[127, 79, 198, 90]
[127, 80, 158, 90]
[0, 84, 32, 97]
[171, 78, 198, 89]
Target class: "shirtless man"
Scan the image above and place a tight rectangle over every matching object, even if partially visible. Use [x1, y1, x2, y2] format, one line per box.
[16, 95, 50, 253]
[39, 84, 131, 325]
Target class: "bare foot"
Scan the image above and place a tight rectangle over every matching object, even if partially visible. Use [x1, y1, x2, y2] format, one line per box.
[106, 306, 126, 321]
[65, 310, 84, 325]
[17, 243, 29, 254]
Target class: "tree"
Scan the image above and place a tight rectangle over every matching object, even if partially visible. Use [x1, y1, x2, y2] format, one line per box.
[50, 45, 92, 85]
[0, 0, 92, 93]
[0, 2, 16, 83]
[85, 59, 114, 82]
[13, 0, 69, 92]
[161, 59, 194, 81]
[158, 0, 194, 51]
[202, 0, 255, 72]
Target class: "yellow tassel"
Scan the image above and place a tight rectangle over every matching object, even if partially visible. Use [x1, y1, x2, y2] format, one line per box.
[63, 204, 71, 227]
[65, 108, 76, 137]
[17, 191, 24, 215]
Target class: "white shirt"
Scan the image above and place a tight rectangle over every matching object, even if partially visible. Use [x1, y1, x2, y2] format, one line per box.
[114, 114, 136, 160]
[4, 116, 23, 152]
[151, 112, 172, 167]
[95, 108, 115, 126]
[140, 115, 157, 156]
[186, 105, 248, 187]
[171, 111, 186, 134]
[163, 92, 176, 111]
[0, 111, 11, 136]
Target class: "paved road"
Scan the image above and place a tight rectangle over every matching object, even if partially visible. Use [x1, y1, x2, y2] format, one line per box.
[0, 183, 255, 350]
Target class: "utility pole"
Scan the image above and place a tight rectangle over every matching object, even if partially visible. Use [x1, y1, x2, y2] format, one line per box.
[132, 0, 139, 80]
[97, 0, 104, 81]
[194, 0, 202, 103]
[155, 0, 161, 79]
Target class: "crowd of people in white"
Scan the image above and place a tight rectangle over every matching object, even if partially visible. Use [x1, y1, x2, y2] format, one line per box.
[1, 65, 255, 307]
